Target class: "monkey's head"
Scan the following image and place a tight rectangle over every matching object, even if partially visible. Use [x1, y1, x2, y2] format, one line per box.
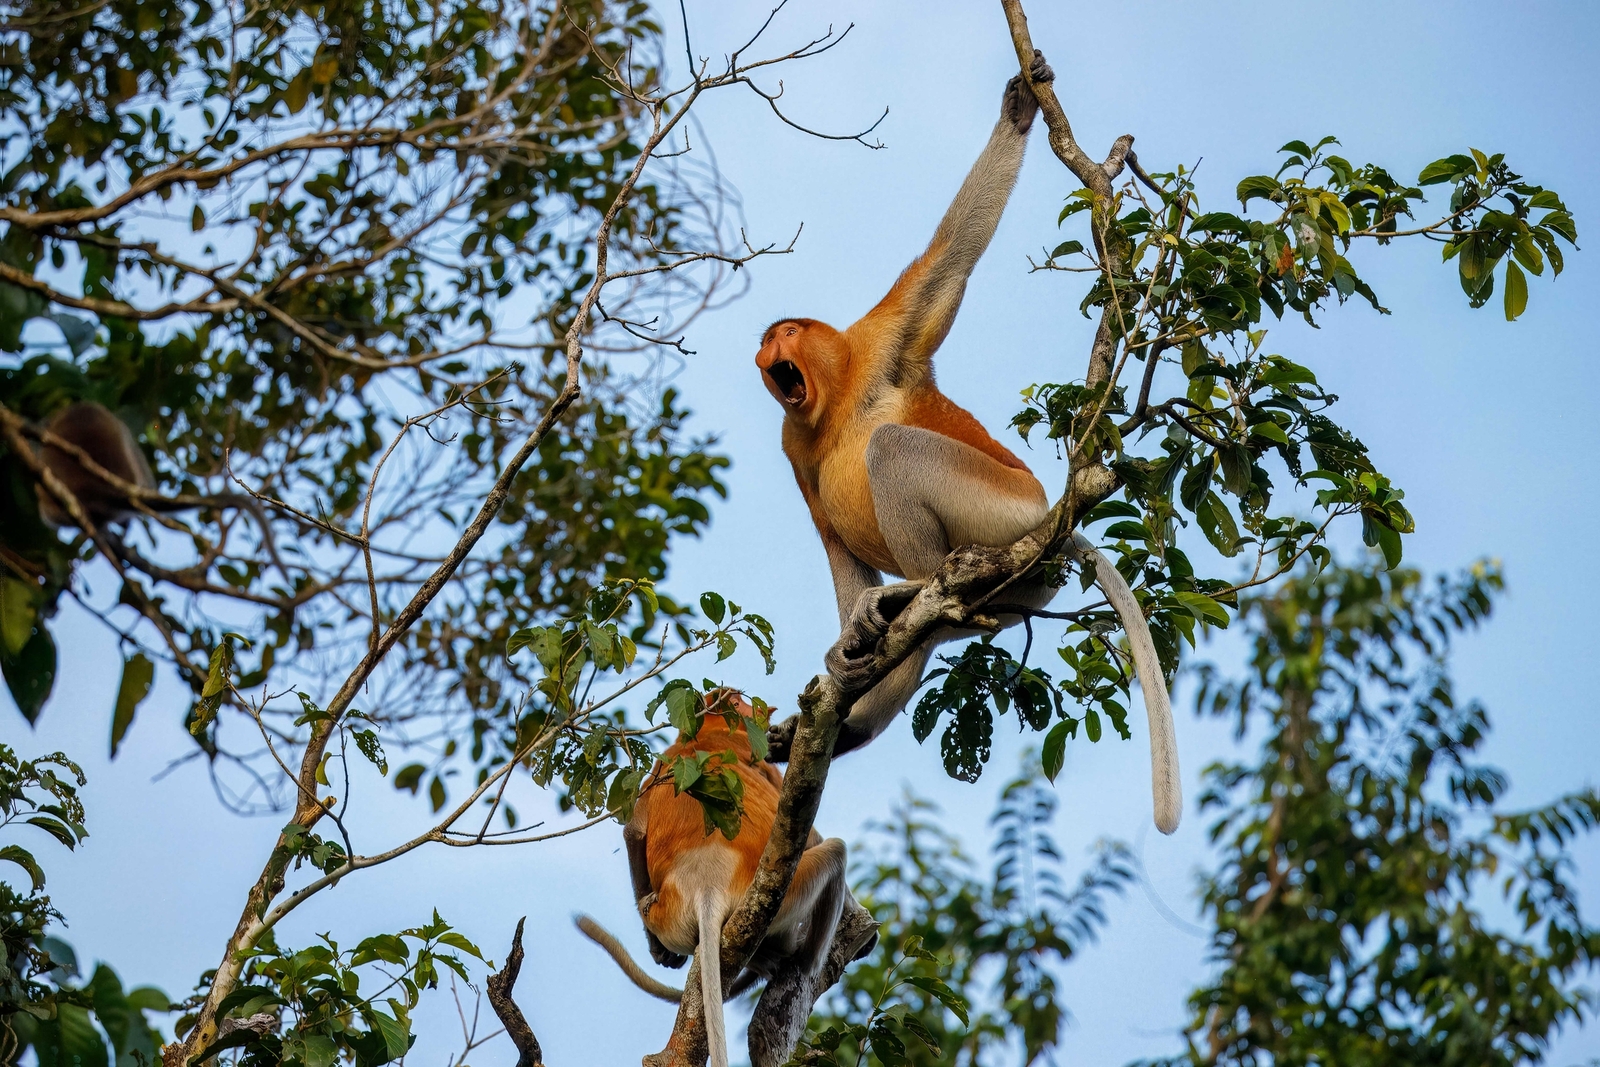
[755, 318, 845, 423]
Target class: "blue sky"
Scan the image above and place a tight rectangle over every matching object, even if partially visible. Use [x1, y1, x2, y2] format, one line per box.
[8, 2, 1599, 1064]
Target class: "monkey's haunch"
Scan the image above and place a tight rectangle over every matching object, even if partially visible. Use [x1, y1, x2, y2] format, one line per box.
[1071, 532, 1182, 834]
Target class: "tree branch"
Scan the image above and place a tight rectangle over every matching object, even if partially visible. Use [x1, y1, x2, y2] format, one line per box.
[486, 918, 544, 1067]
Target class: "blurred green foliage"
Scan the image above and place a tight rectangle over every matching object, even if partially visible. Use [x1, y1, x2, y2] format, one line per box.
[1159, 560, 1599, 1065]
[796, 764, 1132, 1066]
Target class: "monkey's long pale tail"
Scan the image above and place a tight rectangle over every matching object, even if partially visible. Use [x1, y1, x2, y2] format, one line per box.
[574, 915, 683, 1002]
[1071, 532, 1182, 834]
[697, 891, 730, 1067]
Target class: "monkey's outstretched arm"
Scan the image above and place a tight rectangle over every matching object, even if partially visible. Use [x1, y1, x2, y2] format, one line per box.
[849, 51, 1054, 370]
[1070, 532, 1182, 834]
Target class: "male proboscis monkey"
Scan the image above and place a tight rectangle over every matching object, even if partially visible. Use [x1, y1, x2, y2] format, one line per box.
[617, 694, 854, 1067]
[755, 53, 1181, 833]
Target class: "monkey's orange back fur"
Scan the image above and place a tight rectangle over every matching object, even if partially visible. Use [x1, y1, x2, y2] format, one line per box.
[637, 713, 780, 952]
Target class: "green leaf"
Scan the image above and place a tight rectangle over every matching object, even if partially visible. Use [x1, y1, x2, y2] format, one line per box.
[365, 1006, 411, 1064]
[0, 577, 40, 657]
[1049, 239, 1084, 259]
[868, 1023, 906, 1067]
[2, 624, 57, 725]
[1236, 176, 1282, 205]
[699, 592, 726, 625]
[1219, 445, 1252, 497]
[1041, 720, 1072, 782]
[436, 931, 486, 960]
[353, 729, 388, 775]
[0, 844, 45, 891]
[111, 653, 154, 759]
[26, 816, 79, 849]
[506, 626, 563, 673]
[1104, 520, 1151, 542]
[1173, 591, 1230, 626]
[903, 975, 970, 1025]
[393, 763, 425, 795]
[665, 685, 700, 737]
[1418, 153, 1475, 185]
[34, 1003, 109, 1067]
[428, 776, 446, 813]
[300, 1035, 337, 1067]
[1503, 259, 1528, 321]
[48, 313, 97, 356]
[1251, 421, 1290, 446]
[1196, 492, 1242, 558]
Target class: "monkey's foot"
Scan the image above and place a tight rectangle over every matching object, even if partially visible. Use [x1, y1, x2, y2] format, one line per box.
[825, 581, 924, 691]
[1004, 49, 1056, 135]
[648, 932, 687, 970]
[635, 895, 686, 968]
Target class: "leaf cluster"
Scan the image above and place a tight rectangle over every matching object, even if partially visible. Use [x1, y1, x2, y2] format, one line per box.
[188, 913, 485, 1067]
[0, 746, 170, 1067]
[0, 0, 734, 814]
[371, 581, 774, 833]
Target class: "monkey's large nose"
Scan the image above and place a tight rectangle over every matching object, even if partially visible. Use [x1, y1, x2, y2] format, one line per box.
[766, 360, 807, 407]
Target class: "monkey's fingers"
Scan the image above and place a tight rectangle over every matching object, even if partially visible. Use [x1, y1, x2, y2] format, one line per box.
[765, 715, 800, 763]
[823, 636, 879, 693]
[1028, 48, 1055, 85]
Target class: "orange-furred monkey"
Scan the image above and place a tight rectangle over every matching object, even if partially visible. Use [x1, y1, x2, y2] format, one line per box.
[755, 54, 1182, 833]
[621, 694, 849, 1067]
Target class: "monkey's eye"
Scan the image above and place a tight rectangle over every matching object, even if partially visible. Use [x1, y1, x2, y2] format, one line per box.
[785, 327, 797, 336]
[767, 360, 807, 407]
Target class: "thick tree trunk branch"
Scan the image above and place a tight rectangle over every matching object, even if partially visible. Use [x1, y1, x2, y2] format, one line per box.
[746, 897, 879, 1067]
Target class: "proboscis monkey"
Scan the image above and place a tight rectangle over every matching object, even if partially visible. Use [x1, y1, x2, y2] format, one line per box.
[34, 401, 162, 528]
[620, 694, 851, 1067]
[755, 53, 1181, 833]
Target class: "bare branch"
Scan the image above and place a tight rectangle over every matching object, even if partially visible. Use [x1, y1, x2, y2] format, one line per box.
[486, 919, 544, 1067]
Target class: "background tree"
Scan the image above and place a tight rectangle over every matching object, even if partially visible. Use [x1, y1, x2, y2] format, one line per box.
[789, 560, 1599, 1067]
[1160, 560, 1599, 1067]
[0, 1, 888, 1064]
[796, 766, 1131, 1067]
[0, 0, 741, 813]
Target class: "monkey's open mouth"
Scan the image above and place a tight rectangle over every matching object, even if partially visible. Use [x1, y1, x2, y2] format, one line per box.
[767, 360, 807, 406]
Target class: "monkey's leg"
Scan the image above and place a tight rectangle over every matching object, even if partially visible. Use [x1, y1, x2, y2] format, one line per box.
[771, 838, 847, 976]
[865, 424, 1050, 578]
[820, 426, 1052, 749]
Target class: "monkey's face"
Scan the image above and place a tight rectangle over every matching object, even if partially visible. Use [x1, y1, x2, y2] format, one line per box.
[756, 318, 843, 423]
